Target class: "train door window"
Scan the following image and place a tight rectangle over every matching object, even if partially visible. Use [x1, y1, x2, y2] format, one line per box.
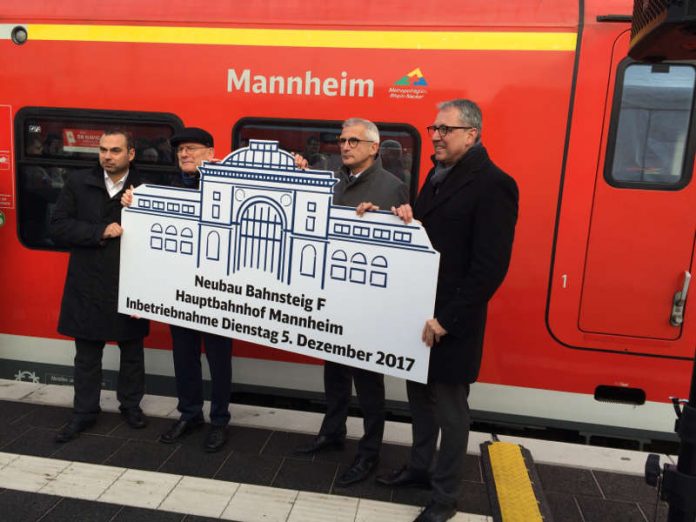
[15, 108, 183, 249]
[233, 118, 420, 202]
[605, 63, 695, 189]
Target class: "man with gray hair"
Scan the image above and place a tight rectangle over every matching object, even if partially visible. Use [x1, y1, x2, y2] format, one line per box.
[374, 99, 518, 522]
[295, 117, 409, 488]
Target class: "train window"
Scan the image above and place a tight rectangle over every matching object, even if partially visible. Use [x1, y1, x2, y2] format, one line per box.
[233, 118, 421, 202]
[605, 63, 695, 189]
[15, 108, 183, 249]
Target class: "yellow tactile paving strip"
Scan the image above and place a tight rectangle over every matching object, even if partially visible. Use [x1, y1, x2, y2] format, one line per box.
[487, 442, 543, 522]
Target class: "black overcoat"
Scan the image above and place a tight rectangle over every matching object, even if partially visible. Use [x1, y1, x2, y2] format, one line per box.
[414, 145, 518, 384]
[49, 166, 149, 341]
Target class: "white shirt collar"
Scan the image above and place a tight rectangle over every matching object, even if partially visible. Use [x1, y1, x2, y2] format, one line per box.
[104, 170, 129, 198]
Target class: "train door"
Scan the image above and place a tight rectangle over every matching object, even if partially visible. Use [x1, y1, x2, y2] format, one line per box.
[579, 58, 695, 343]
[549, 30, 696, 358]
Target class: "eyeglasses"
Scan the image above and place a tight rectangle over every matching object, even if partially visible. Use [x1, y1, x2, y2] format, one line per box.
[176, 145, 210, 154]
[426, 125, 474, 137]
[336, 137, 375, 148]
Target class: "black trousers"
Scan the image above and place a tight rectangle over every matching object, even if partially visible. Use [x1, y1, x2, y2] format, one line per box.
[319, 361, 385, 459]
[73, 337, 145, 422]
[170, 325, 232, 426]
[406, 380, 471, 506]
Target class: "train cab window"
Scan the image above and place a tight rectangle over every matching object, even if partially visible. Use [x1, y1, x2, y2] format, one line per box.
[15, 108, 182, 249]
[605, 63, 695, 189]
[233, 118, 420, 202]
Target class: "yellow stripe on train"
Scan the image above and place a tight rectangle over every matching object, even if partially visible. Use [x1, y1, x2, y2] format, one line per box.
[27, 24, 577, 51]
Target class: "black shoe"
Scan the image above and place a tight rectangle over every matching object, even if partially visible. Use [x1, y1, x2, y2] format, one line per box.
[413, 500, 457, 522]
[294, 434, 345, 455]
[204, 425, 228, 453]
[336, 455, 379, 487]
[159, 417, 204, 444]
[376, 465, 431, 488]
[121, 409, 148, 429]
[55, 418, 95, 443]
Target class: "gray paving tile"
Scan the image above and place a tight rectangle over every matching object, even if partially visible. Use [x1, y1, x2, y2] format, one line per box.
[104, 439, 177, 471]
[51, 433, 127, 464]
[261, 430, 315, 460]
[2, 427, 63, 457]
[0, 489, 61, 522]
[392, 484, 431, 507]
[0, 400, 38, 424]
[227, 425, 273, 454]
[214, 450, 282, 486]
[14, 405, 72, 430]
[639, 500, 667, 522]
[576, 495, 646, 522]
[545, 491, 584, 522]
[593, 469, 660, 503]
[40, 497, 122, 521]
[272, 456, 338, 493]
[457, 480, 491, 516]
[111, 506, 185, 521]
[461, 454, 483, 483]
[159, 442, 233, 478]
[83, 412, 130, 436]
[0, 418, 32, 447]
[537, 463, 602, 497]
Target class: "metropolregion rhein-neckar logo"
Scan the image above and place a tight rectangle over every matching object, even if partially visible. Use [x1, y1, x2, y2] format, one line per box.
[389, 68, 429, 100]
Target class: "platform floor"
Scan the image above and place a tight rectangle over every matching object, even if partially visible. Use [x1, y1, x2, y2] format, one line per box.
[0, 379, 671, 522]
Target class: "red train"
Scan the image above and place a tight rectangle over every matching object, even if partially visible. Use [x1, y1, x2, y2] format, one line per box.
[0, 0, 693, 440]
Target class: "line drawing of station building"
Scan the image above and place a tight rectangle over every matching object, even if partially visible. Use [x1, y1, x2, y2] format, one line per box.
[128, 140, 437, 291]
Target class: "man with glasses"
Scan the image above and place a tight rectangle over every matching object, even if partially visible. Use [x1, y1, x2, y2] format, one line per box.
[123, 127, 233, 452]
[373, 100, 518, 522]
[295, 118, 408, 488]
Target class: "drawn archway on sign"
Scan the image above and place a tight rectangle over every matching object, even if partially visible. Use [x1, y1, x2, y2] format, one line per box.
[235, 196, 286, 280]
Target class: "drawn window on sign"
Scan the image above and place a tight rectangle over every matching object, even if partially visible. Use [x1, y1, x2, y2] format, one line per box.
[206, 231, 220, 261]
[300, 244, 317, 277]
[150, 222, 163, 250]
[370, 255, 388, 288]
[330, 249, 347, 281]
[349, 252, 368, 284]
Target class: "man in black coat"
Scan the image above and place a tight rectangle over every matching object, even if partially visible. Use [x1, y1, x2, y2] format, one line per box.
[376, 100, 518, 522]
[295, 118, 409, 487]
[123, 127, 233, 453]
[50, 130, 150, 443]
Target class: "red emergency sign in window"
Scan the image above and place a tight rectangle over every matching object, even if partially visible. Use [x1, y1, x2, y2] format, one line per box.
[62, 128, 104, 154]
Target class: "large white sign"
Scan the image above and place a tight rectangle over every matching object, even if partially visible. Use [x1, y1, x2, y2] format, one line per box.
[118, 140, 439, 383]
